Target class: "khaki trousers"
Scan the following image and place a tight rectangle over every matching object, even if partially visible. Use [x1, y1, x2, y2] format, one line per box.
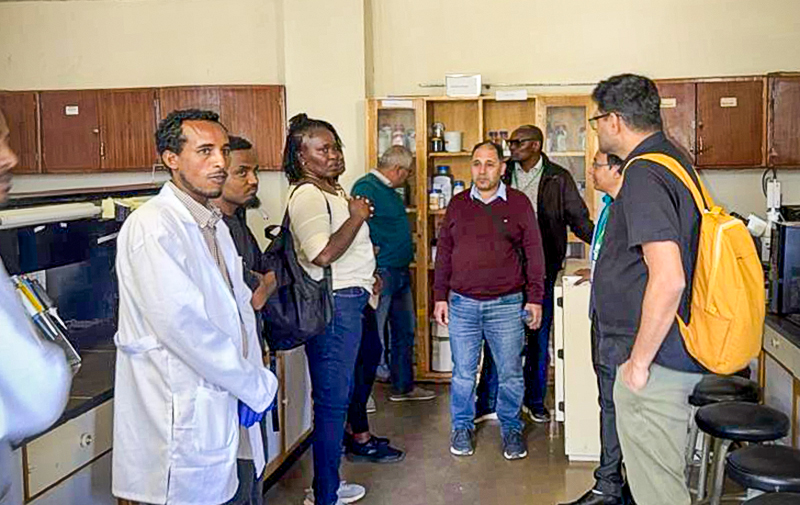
[614, 363, 703, 505]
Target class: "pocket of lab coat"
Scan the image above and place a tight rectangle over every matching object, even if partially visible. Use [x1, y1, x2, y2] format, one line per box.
[193, 387, 235, 452]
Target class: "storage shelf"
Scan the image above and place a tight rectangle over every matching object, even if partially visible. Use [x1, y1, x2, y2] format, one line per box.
[405, 207, 417, 213]
[549, 151, 586, 157]
[429, 151, 471, 158]
[428, 209, 446, 216]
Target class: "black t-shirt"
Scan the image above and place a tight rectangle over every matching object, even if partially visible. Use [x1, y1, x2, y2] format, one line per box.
[593, 131, 704, 372]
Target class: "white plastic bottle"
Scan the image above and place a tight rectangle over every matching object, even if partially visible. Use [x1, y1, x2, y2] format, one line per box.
[432, 165, 454, 207]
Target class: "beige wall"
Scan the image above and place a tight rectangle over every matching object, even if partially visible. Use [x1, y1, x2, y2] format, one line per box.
[282, 0, 367, 192]
[0, 0, 284, 90]
[368, 0, 800, 216]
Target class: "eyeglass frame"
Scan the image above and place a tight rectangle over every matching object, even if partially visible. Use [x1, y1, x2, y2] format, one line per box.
[507, 137, 539, 148]
[588, 112, 612, 130]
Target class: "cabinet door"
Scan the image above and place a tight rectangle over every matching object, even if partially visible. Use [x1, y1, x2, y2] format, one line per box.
[656, 82, 696, 162]
[40, 90, 101, 172]
[99, 89, 158, 171]
[220, 86, 285, 170]
[158, 86, 221, 118]
[697, 80, 765, 167]
[0, 91, 39, 174]
[769, 76, 800, 167]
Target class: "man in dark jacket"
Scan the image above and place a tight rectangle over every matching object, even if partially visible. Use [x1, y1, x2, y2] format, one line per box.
[477, 125, 594, 423]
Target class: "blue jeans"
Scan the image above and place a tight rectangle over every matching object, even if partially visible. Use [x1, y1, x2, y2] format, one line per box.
[305, 287, 369, 505]
[375, 267, 416, 394]
[449, 291, 525, 436]
[477, 275, 556, 413]
[224, 459, 263, 505]
[347, 305, 382, 434]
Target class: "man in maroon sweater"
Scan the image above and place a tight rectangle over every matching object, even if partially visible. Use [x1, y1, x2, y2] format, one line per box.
[433, 141, 545, 461]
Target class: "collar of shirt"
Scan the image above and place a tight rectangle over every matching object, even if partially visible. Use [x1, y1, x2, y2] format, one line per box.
[624, 131, 667, 165]
[167, 181, 223, 230]
[370, 169, 393, 187]
[515, 155, 543, 178]
[470, 181, 508, 204]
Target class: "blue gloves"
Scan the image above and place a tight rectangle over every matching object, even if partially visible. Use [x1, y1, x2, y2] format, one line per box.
[238, 401, 265, 428]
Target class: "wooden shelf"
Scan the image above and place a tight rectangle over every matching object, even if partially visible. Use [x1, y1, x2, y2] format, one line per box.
[429, 151, 471, 158]
[405, 207, 417, 213]
[548, 151, 586, 157]
[416, 370, 452, 383]
[428, 209, 446, 216]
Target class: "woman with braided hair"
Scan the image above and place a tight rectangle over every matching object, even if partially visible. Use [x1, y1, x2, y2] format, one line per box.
[282, 114, 377, 505]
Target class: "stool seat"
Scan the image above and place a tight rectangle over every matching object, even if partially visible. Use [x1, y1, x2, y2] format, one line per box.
[743, 493, 800, 504]
[695, 402, 789, 442]
[727, 445, 800, 493]
[689, 375, 760, 407]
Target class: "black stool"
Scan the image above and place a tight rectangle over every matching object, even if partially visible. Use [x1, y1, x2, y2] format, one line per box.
[695, 402, 789, 505]
[729, 445, 800, 498]
[742, 492, 800, 504]
[686, 375, 760, 500]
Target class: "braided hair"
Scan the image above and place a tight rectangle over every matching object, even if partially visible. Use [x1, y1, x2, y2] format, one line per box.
[282, 113, 344, 183]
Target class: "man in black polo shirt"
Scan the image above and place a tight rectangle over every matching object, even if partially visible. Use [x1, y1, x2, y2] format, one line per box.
[590, 74, 704, 505]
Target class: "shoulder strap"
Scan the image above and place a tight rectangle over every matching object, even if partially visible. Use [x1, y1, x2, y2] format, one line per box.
[285, 182, 334, 280]
[625, 153, 713, 213]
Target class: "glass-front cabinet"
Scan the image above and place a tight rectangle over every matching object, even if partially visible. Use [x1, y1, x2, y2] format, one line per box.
[366, 95, 597, 382]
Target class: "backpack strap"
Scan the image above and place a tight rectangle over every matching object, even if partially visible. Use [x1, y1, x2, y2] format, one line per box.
[624, 153, 714, 213]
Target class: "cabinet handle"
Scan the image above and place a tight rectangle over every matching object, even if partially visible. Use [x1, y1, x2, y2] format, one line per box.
[100, 142, 105, 159]
[772, 338, 780, 349]
[79, 433, 94, 448]
[92, 128, 100, 134]
[697, 136, 705, 155]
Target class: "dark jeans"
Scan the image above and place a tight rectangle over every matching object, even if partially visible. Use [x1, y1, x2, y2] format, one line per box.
[347, 305, 382, 435]
[477, 275, 556, 413]
[305, 287, 369, 505]
[224, 459, 263, 505]
[591, 316, 625, 497]
[375, 267, 416, 394]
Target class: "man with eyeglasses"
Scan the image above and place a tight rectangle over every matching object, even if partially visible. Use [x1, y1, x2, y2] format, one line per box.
[476, 125, 594, 425]
[561, 152, 634, 505]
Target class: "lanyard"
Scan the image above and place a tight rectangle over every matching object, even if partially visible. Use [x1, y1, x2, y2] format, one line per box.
[591, 195, 613, 262]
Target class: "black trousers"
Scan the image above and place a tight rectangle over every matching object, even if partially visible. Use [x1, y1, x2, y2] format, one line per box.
[591, 316, 625, 497]
[347, 305, 382, 435]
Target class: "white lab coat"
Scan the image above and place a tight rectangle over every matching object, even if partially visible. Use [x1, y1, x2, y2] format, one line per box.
[0, 261, 71, 505]
[112, 185, 278, 505]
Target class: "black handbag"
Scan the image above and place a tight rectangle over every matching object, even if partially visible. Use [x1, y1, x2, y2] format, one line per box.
[261, 183, 334, 350]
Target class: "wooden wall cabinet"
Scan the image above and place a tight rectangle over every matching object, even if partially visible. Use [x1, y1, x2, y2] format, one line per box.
[40, 90, 102, 173]
[768, 74, 800, 167]
[656, 82, 696, 161]
[0, 91, 40, 174]
[99, 89, 158, 171]
[697, 79, 765, 167]
[159, 85, 286, 170]
[655, 78, 766, 168]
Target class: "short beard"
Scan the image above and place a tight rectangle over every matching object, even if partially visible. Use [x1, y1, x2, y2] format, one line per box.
[243, 195, 261, 209]
[177, 171, 222, 199]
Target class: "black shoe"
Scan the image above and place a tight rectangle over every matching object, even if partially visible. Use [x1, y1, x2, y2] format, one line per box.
[559, 489, 624, 505]
[526, 405, 551, 423]
[343, 432, 390, 453]
[345, 436, 405, 464]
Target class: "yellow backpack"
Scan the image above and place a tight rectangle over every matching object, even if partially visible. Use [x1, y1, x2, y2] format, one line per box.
[628, 153, 765, 374]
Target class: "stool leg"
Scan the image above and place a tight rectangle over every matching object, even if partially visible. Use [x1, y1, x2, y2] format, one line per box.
[696, 432, 712, 503]
[686, 408, 699, 485]
[709, 438, 732, 505]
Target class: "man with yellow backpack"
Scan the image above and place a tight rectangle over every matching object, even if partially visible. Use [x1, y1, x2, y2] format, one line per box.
[589, 74, 763, 505]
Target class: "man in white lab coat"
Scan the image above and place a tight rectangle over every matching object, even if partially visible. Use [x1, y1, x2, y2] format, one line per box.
[112, 109, 278, 505]
[0, 108, 72, 505]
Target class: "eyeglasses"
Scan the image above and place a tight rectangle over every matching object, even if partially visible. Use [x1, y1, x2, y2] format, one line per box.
[588, 112, 612, 130]
[507, 138, 538, 148]
[591, 161, 610, 170]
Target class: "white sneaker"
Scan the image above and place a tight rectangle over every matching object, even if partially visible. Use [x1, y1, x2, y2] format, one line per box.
[304, 481, 366, 505]
[366, 394, 377, 414]
[474, 411, 498, 424]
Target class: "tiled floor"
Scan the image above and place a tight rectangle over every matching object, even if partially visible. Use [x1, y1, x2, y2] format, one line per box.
[265, 384, 596, 505]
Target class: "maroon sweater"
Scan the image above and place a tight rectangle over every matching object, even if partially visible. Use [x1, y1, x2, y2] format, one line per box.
[434, 187, 545, 303]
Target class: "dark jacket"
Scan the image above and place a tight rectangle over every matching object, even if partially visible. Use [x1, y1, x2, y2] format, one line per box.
[502, 153, 594, 279]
